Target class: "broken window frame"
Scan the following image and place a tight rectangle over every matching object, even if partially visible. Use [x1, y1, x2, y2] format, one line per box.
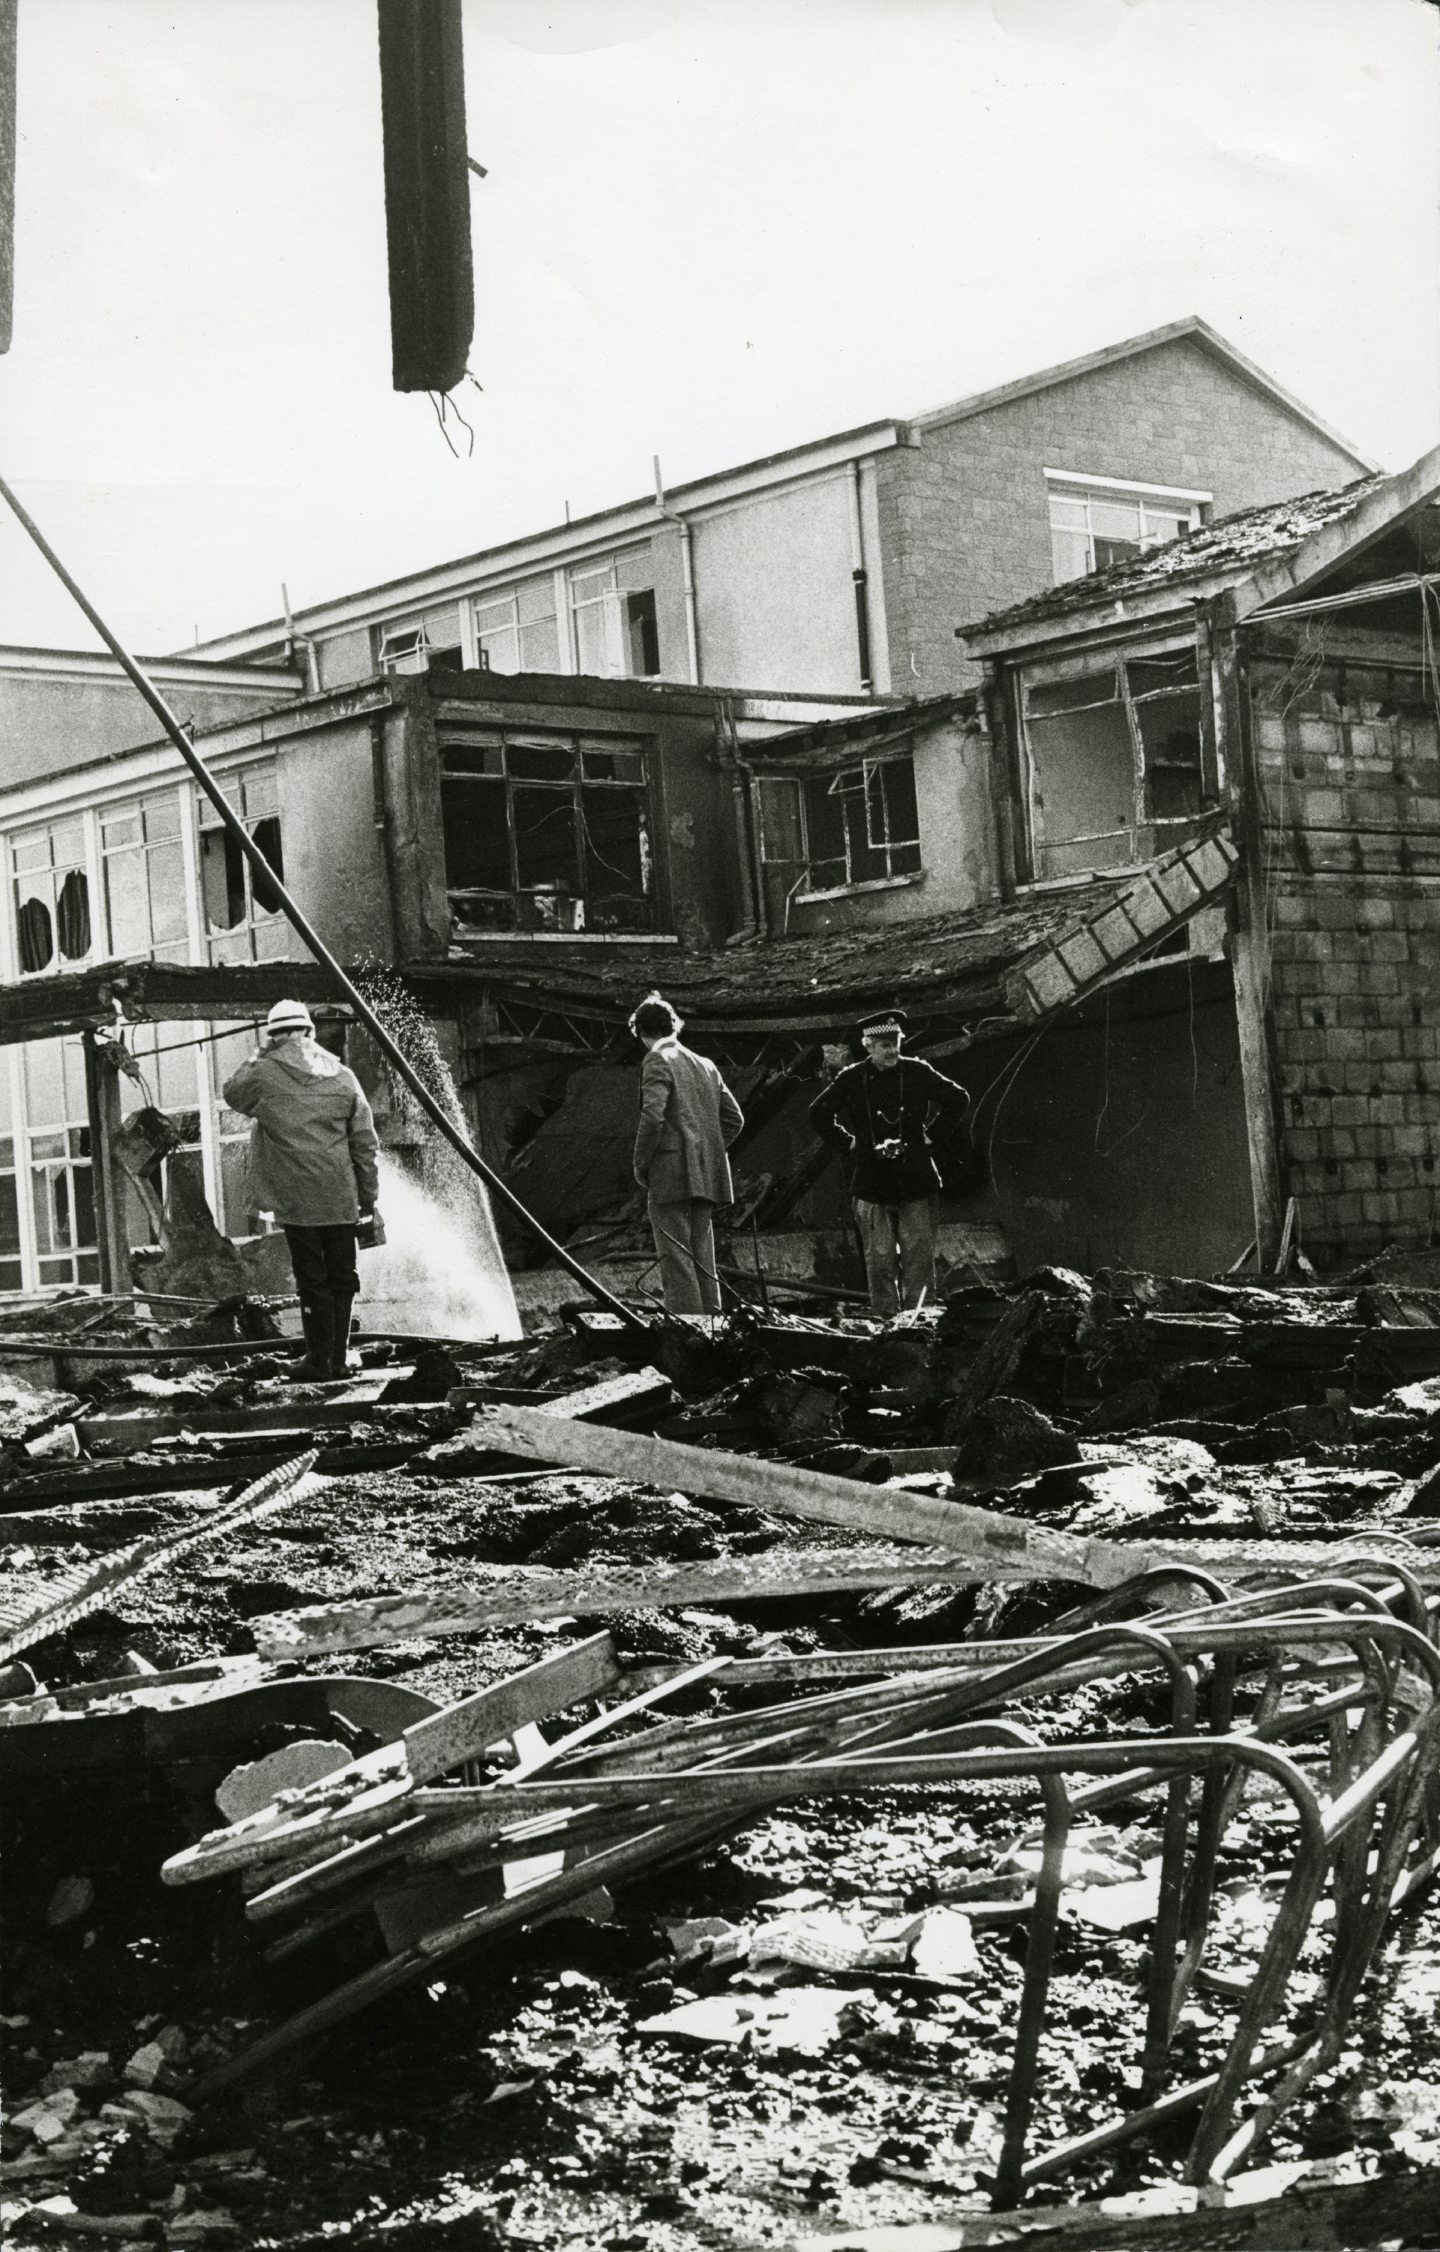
[1017, 634, 1210, 882]
[755, 752, 923, 918]
[439, 729, 657, 935]
[378, 604, 466, 677]
[567, 548, 659, 680]
[198, 760, 292, 966]
[1047, 474, 1208, 585]
[9, 815, 94, 978]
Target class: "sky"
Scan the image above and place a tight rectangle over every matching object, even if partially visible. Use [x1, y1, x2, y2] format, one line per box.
[1, 0, 1438, 654]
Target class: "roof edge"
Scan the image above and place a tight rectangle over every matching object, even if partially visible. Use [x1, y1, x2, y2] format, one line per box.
[912, 315, 1381, 474]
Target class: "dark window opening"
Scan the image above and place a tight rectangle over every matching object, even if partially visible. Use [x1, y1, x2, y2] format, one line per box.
[17, 897, 53, 974]
[754, 754, 922, 918]
[626, 589, 661, 677]
[250, 817, 285, 914]
[441, 734, 654, 934]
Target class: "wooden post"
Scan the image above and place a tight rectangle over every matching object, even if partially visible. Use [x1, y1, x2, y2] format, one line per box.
[1211, 601, 1286, 1269]
[981, 662, 1020, 900]
[83, 1032, 131, 1298]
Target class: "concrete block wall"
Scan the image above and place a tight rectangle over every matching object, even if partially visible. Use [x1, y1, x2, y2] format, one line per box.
[879, 336, 1369, 696]
[1254, 655, 1440, 1268]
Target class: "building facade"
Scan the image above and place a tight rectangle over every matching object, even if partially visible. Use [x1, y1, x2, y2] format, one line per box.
[185, 319, 1374, 706]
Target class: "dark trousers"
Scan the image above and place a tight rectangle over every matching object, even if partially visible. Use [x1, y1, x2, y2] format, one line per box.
[284, 1224, 360, 1300]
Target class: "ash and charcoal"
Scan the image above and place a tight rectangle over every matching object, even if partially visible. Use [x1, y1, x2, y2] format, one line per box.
[5, 1272, 1440, 2249]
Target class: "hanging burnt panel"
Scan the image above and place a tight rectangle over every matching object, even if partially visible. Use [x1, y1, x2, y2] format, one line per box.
[377, 0, 475, 393]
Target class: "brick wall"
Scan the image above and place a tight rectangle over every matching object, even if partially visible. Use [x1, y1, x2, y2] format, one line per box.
[879, 336, 1369, 695]
[1253, 651, 1440, 1268]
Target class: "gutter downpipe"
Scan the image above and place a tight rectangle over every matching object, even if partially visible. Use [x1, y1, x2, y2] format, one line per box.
[717, 695, 763, 946]
[847, 463, 874, 693]
[0, 473, 646, 1333]
[653, 456, 700, 686]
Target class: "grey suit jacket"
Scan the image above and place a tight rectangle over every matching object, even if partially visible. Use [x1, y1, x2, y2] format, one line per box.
[634, 1038, 744, 1205]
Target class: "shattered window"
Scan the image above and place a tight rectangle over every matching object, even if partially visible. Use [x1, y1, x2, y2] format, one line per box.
[199, 763, 291, 965]
[800, 756, 921, 895]
[440, 731, 654, 934]
[1049, 482, 1203, 583]
[474, 579, 560, 675]
[378, 604, 465, 677]
[10, 818, 92, 976]
[1023, 648, 1205, 878]
[101, 790, 188, 962]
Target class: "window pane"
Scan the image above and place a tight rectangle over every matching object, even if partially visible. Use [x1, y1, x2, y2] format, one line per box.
[56, 870, 91, 960]
[50, 820, 84, 866]
[105, 851, 149, 955]
[478, 623, 520, 674]
[581, 747, 645, 783]
[16, 893, 54, 973]
[422, 604, 462, 650]
[1027, 669, 1136, 874]
[242, 769, 278, 820]
[23, 1043, 64, 1126]
[443, 743, 504, 777]
[507, 742, 573, 781]
[574, 601, 612, 675]
[1051, 527, 1093, 583]
[148, 843, 189, 944]
[102, 811, 143, 848]
[516, 579, 555, 626]
[441, 775, 511, 892]
[580, 788, 647, 926]
[758, 777, 804, 863]
[513, 787, 578, 894]
[475, 596, 517, 634]
[0, 1175, 18, 1258]
[143, 793, 182, 841]
[518, 617, 560, 671]
[570, 568, 613, 605]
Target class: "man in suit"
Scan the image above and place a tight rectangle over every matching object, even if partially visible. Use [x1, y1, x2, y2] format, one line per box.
[810, 1006, 969, 1318]
[631, 992, 744, 1316]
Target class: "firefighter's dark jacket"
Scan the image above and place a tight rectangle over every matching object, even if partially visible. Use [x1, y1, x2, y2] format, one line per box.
[810, 1055, 970, 1204]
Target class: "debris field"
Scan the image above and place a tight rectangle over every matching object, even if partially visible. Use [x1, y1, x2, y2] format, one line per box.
[6, 1266, 1440, 2250]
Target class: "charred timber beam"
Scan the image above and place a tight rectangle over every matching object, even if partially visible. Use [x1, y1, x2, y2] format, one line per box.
[0, 958, 347, 1045]
[377, 0, 475, 394]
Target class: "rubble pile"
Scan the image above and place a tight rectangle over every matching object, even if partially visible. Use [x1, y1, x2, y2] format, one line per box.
[5, 1272, 1440, 2248]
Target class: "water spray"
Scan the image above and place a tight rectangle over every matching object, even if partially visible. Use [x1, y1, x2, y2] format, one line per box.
[0, 474, 646, 1331]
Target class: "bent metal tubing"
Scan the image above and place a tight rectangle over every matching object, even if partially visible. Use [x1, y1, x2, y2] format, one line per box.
[863, 1620, 1200, 2100]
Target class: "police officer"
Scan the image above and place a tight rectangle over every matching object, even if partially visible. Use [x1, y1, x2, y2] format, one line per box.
[809, 1007, 968, 1318]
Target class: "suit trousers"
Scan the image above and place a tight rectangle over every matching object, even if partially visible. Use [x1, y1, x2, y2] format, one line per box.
[853, 1194, 938, 1319]
[648, 1195, 721, 1315]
